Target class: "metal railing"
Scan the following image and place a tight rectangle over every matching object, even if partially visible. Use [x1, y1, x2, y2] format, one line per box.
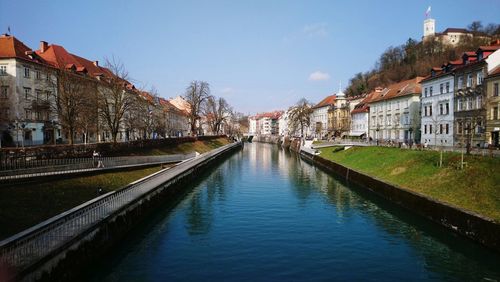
[0, 154, 195, 178]
[0, 142, 239, 274]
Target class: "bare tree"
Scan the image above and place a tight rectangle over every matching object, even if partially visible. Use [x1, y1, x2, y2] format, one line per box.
[204, 96, 230, 135]
[288, 98, 313, 137]
[50, 66, 95, 145]
[98, 57, 135, 143]
[184, 80, 210, 136]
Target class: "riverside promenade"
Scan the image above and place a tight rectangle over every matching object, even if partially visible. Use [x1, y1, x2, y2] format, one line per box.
[0, 141, 242, 281]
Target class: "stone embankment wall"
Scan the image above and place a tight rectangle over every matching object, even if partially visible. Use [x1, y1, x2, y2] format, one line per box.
[301, 149, 500, 253]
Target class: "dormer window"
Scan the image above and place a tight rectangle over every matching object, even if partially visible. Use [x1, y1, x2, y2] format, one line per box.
[431, 70, 436, 77]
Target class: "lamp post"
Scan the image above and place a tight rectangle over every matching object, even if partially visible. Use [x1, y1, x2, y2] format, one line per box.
[375, 124, 380, 146]
[409, 127, 413, 148]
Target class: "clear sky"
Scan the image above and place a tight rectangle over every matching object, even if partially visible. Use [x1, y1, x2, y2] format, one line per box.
[1, 0, 499, 114]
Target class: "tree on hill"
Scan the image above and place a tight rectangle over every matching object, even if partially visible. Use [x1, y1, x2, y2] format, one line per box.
[345, 20, 500, 97]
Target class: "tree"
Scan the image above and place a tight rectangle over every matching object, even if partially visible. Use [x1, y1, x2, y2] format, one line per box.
[204, 96, 230, 135]
[184, 80, 210, 136]
[288, 98, 313, 137]
[97, 57, 135, 143]
[51, 65, 96, 145]
[468, 21, 483, 33]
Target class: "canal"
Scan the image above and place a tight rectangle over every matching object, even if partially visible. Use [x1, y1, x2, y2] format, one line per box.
[88, 143, 500, 281]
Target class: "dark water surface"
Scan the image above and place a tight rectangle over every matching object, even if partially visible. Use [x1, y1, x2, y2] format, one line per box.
[89, 143, 500, 281]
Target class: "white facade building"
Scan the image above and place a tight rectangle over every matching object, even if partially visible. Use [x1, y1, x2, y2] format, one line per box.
[310, 95, 335, 138]
[420, 71, 455, 146]
[369, 78, 423, 143]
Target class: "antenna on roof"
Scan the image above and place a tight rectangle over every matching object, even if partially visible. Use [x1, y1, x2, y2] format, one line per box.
[7, 26, 11, 35]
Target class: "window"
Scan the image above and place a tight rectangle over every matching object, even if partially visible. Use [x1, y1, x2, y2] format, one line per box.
[467, 73, 473, 87]
[440, 83, 443, 94]
[446, 82, 450, 93]
[493, 107, 498, 120]
[429, 124, 433, 134]
[458, 76, 463, 89]
[458, 121, 463, 134]
[0, 65, 6, 75]
[494, 83, 499, 97]
[424, 106, 427, 116]
[24, 67, 30, 78]
[1, 86, 7, 98]
[476, 95, 482, 109]
[440, 124, 443, 134]
[477, 72, 483, 85]
[35, 89, 41, 101]
[439, 103, 443, 115]
[387, 115, 392, 126]
[467, 97, 473, 110]
[429, 105, 432, 116]
[36, 111, 41, 120]
[45, 91, 51, 101]
[424, 88, 428, 97]
[25, 109, 31, 119]
[24, 87, 31, 100]
[424, 124, 427, 134]
[457, 99, 463, 111]
[429, 86, 433, 96]
[35, 70, 41, 80]
[445, 123, 449, 134]
[446, 103, 449, 114]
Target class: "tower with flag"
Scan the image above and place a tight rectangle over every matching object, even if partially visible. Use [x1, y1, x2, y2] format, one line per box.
[423, 6, 435, 38]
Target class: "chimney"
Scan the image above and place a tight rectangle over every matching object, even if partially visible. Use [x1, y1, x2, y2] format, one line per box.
[40, 41, 48, 53]
[375, 87, 383, 93]
[93, 60, 99, 67]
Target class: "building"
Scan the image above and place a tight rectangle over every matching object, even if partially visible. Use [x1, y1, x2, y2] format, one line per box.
[278, 110, 289, 136]
[485, 53, 500, 147]
[486, 67, 500, 147]
[453, 46, 500, 149]
[311, 95, 336, 138]
[369, 77, 423, 144]
[327, 90, 350, 138]
[248, 111, 282, 135]
[349, 92, 375, 140]
[0, 34, 60, 146]
[422, 17, 488, 46]
[420, 63, 457, 147]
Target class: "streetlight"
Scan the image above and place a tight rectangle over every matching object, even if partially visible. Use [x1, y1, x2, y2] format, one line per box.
[409, 127, 413, 148]
[375, 124, 380, 146]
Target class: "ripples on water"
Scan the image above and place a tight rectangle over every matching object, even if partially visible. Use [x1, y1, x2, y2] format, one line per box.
[89, 143, 500, 282]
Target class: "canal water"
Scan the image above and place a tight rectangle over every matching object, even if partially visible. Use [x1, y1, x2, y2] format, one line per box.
[89, 143, 500, 281]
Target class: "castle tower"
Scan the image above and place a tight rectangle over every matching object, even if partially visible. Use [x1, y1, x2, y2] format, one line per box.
[424, 18, 435, 37]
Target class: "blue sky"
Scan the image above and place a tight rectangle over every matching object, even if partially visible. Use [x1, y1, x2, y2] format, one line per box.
[1, 0, 499, 114]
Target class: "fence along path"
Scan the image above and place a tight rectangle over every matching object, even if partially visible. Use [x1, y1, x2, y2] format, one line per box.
[0, 153, 196, 180]
[0, 142, 239, 274]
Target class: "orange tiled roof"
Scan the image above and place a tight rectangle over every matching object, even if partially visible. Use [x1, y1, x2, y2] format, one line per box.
[369, 77, 423, 103]
[313, 95, 336, 109]
[0, 34, 46, 64]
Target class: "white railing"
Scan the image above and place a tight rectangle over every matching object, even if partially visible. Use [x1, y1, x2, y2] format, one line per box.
[0, 142, 240, 273]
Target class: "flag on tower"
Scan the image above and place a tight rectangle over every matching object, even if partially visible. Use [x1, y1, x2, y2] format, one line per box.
[425, 6, 431, 18]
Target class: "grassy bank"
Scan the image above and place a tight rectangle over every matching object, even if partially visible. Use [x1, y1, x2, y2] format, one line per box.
[0, 166, 163, 240]
[0, 137, 232, 240]
[318, 146, 500, 222]
[136, 137, 230, 155]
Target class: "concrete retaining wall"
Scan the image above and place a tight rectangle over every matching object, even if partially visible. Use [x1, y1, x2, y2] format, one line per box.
[301, 150, 500, 253]
[17, 142, 242, 282]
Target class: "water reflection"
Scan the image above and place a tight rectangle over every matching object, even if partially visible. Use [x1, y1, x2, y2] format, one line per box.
[89, 143, 500, 282]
